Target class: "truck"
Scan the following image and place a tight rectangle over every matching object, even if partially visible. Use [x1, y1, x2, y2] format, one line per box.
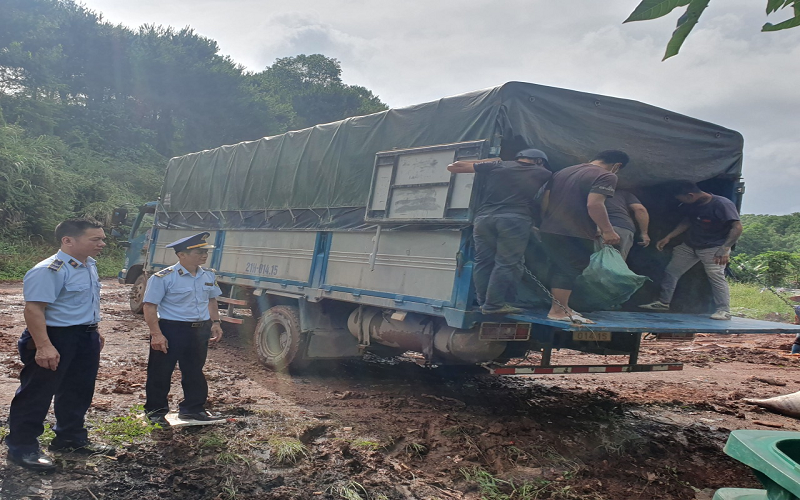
[115, 81, 800, 375]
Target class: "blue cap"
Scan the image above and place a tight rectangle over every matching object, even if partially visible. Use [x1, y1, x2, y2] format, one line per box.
[166, 232, 215, 253]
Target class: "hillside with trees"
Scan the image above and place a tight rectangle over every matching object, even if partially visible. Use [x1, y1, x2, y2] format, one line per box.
[733, 213, 800, 288]
[0, 0, 387, 243]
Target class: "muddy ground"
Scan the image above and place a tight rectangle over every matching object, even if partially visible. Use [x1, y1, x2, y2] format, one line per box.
[1, 280, 800, 500]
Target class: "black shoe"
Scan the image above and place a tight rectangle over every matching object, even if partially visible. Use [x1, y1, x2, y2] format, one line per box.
[146, 413, 169, 427]
[48, 441, 116, 456]
[7, 451, 56, 472]
[178, 410, 225, 422]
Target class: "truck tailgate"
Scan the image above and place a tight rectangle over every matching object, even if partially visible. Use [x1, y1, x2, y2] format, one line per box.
[506, 310, 800, 334]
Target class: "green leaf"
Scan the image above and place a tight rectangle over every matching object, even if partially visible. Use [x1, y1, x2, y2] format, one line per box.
[766, 0, 786, 15]
[762, 13, 800, 31]
[625, 0, 692, 22]
[663, 0, 711, 60]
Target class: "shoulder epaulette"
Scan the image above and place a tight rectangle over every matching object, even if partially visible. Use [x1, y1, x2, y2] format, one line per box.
[47, 259, 64, 272]
[202, 267, 217, 273]
[154, 267, 174, 278]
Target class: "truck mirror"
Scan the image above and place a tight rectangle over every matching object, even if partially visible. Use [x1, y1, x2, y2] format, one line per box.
[111, 207, 128, 226]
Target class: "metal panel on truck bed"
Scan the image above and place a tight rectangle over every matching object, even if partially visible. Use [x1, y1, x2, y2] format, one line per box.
[507, 310, 800, 334]
[324, 230, 461, 302]
[218, 231, 316, 283]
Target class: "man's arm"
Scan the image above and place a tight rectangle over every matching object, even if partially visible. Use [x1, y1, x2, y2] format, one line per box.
[587, 193, 620, 245]
[714, 220, 743, 266]
[23, 302, 60, 371]
[630, 203, 651, 247]
[656, 217, 691, 251]
[208, 299, 223, 343]
[446, 159, 500, 174]
[143, 303, 167, 353]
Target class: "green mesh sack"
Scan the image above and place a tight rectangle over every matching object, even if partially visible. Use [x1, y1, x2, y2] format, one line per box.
[571, 246, 649, 311]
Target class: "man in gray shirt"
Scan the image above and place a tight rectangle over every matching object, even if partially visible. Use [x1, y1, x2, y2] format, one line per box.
[605, 190, 650, 259]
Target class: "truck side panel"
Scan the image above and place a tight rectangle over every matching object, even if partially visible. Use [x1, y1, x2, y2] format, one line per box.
[324, 230, 461, 303]
[218, 231, 317, 284]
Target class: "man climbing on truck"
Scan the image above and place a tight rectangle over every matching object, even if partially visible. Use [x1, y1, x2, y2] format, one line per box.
[447, 149, 551, 315]
[640, 182, 742, 320]
[539, 149, 630, 324]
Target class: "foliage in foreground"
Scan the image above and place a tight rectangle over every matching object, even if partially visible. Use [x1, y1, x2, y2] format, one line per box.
[624, 0, 800, 60]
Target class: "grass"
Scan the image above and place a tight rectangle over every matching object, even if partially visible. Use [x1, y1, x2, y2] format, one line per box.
[268, 437, 308, 464]
[0, 426, 8, 440]
[0, 240, 125, 281]
[730, 282, 796, 321]
[199, 432, 228, 449]
[91, 406, 160, 445]
[38, 423, 56, 446]
[328, 481, 368, 500]
[404, 442, 428, 457]
[460, 466, 549, 500]
[351, 439, 381, 451]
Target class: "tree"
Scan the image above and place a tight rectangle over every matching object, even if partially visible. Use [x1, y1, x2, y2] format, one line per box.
[625, 0, 800, 60]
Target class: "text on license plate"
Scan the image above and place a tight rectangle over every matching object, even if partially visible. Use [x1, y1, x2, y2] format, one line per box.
[572, 331, 612, 342]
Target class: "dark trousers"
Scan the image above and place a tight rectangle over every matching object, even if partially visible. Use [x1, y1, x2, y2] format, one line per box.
[541, 233, 596, 290]
[6, 327, 101, 455]
[144, 320, 211, 416]
[472, 214, 531, 309]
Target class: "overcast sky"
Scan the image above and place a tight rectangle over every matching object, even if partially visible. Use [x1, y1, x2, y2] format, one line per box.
[82, 0, 799, 215]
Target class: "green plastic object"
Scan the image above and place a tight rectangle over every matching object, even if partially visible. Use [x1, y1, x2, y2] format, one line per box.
[571, 246, 649, 311]
[713, 489, 769, 500]
[723, 430, 800, 500]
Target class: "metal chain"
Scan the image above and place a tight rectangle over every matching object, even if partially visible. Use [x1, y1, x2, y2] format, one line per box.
[521, 264, 577, 320]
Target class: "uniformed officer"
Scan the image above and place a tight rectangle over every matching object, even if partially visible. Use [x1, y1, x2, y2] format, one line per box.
[142, 232, 224, 425]
[6, 219, 114, 472]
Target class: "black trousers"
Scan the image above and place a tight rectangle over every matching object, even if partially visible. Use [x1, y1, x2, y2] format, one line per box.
[6, 326, 101, 455]
[541, 233, 596, 290]
[144, 320, 211, 416]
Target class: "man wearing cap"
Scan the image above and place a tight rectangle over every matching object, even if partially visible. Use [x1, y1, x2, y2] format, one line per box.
[6, 218, 114, 472]
[142, 232, 224, 425]
[447, 149, 552, 315]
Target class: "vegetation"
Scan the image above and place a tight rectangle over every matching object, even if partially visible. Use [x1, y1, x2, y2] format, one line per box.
[732, 213, 800, 289]
[0, 0, 387, 248]
[625, 0, 800, 60]
[91, 406, 160, 445]
[730, 282, 797, 321]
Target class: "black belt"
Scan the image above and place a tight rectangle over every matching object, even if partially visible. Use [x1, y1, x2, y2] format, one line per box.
[48, 324, 98, 332]
[159, 319, 210, 328]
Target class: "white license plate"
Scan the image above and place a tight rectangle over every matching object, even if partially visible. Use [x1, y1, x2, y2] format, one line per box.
[572, 331, 612, 342]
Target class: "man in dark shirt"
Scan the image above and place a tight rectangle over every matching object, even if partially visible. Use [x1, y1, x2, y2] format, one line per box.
[540, 150, 630, 323]
[640, 182, 742, 320]
[447, 149, 552, 314]
[605, 189, 650, 260]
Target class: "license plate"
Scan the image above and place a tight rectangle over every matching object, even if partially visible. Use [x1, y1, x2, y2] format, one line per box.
[572, 331, 612, 342]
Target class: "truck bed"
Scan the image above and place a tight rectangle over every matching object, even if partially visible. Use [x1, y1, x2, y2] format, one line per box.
[506, 310, 800, 334]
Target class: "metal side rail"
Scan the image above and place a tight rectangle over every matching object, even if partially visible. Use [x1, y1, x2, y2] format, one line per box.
[503, 310, 800, 334]
[483, 362, 684, 376]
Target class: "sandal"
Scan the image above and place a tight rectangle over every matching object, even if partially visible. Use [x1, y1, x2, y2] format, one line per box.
[546, 313, 596, 325]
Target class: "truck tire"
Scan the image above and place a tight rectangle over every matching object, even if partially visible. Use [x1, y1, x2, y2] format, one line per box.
[254, 305, 307, 371]
[130, 274, 147, 314]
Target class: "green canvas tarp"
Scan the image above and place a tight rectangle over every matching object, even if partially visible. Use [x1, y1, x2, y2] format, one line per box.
[159, 81, 743, 230]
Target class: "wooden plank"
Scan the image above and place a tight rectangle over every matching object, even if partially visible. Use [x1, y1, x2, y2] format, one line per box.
[220, 316, 244, 324]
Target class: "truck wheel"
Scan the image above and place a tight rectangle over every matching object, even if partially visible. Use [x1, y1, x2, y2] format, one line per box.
[254, 305, 308, 371]
[130, 274, 147, 314]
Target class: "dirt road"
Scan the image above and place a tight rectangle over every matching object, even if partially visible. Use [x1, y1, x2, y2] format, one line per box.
[2, 280, 800, 499]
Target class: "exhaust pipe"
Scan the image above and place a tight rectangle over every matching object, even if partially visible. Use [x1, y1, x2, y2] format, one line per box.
[347, 308, 506, 364]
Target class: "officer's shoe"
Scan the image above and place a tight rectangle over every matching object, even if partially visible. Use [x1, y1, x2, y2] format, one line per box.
[178, 410, 225, 422]
[49, 440, 116, 456]
[146, 413, 169, 427]
[7, 450, 56, 472]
